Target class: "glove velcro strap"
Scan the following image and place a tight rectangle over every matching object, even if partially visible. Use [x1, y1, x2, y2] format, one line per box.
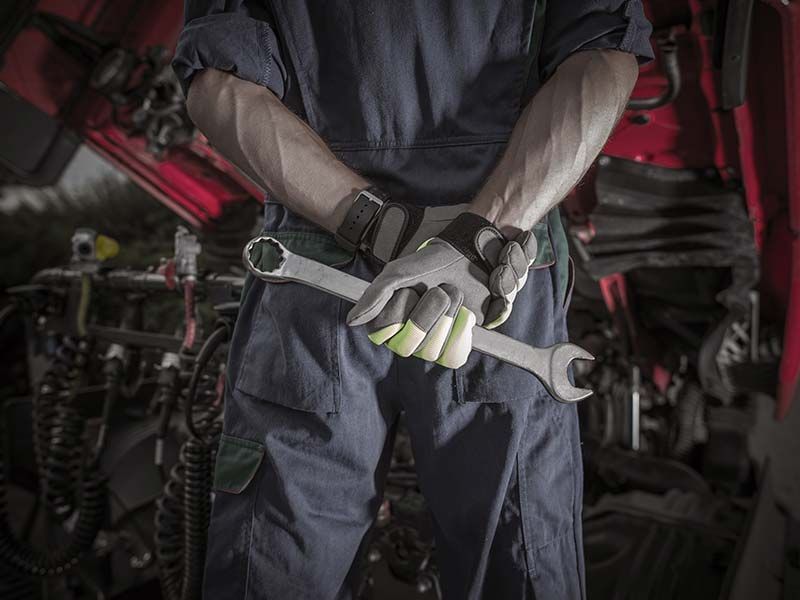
[437, 212, 506, 273]
[367, 202, 424, 263]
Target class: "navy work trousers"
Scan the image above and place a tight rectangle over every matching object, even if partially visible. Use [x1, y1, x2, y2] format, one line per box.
[204, 205, 585, 599]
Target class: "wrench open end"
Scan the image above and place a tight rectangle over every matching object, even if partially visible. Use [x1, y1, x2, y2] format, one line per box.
[243, 236, 290, 282]
[549, 343, 594, 403]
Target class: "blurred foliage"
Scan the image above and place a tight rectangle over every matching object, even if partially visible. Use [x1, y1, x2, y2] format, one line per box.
[0, 177, 182, 289]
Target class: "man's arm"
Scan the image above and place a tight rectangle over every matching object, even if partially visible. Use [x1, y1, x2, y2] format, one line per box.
[469, 49, 638, 237]
[186, 68, 369, 233]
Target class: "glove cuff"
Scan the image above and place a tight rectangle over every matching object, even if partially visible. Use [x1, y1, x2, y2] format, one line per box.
[437, 212, 506, 273]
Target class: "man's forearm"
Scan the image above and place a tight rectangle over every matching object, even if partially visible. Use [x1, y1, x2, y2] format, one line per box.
[186, 68, 369, 233]
[469, 50, 638, 237]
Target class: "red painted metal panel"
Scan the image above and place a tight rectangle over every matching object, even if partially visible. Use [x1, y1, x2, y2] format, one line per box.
[758, 0, 800, 418]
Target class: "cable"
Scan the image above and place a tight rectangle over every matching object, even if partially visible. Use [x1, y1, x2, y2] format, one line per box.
[0, 318, 108, 577]
[155, 461, 185, 600]
[155, 322, 227, 600]
[181, 438, 214, 600]
[184, 324, 229, 441]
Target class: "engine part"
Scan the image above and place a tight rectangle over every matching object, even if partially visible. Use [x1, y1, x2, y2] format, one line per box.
[627, 36, 681, 111]
[155, 319, 226, 600]
[577, 157, 759, 314]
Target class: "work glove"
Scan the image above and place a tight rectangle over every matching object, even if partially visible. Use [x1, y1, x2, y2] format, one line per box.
[364, 201, 468, 263]
[347, 212, 537, 368]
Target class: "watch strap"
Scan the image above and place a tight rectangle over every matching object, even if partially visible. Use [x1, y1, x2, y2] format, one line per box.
[335, 187, 388, 252]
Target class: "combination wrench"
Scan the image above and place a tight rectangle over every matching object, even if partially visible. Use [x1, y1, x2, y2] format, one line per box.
[243, 236, 594, 403]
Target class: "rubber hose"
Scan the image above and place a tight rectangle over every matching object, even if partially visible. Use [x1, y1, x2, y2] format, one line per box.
[184, 324, 228, 440]
[627, 39, 681, 111]
[0, 331, 108, 576]
[181, 437, 214, 600]
[0, 419, 107, 576]
[156, 323, 226, 600]
[36, 337, 90, 520]
[155, 461, 185, 600]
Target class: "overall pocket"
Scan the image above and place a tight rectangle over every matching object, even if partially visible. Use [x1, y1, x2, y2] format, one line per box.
[232, 203, 353, 414]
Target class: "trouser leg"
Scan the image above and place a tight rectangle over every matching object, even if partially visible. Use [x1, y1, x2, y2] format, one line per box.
[399, 266, 585, 600]
[204, 254, 400, 600]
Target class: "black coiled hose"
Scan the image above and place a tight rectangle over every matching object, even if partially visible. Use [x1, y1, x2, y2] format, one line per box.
[34, 337, 90, 520]
[0, 321, 108, 577]
[181, 437, 215, 600]
[43, 403, 85, 520]
[0, 457, 106, 576]
[155, 321, 228, 600]
[155, 461, 185, 600]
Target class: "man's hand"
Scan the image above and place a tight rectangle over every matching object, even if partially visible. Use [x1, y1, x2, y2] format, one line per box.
[347, 213, 537, 368]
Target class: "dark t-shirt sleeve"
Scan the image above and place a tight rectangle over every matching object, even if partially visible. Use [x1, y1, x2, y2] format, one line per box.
[172, 0, 287, 98]
[540, 0, 654, 81]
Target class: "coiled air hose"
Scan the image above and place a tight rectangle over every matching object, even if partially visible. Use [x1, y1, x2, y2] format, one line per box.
[0, 306, 108, 576]
[155, 460, 185, 600]
[181, 437, 215, 600]
[155, 321, 228, 600]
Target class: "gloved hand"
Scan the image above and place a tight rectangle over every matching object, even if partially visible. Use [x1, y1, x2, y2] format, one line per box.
[347, 212, 537, 368]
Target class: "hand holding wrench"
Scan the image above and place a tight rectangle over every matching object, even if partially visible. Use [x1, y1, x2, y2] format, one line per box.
[243, 236, 594, 403]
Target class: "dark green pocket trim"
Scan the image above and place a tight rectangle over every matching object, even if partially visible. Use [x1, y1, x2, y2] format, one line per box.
[257, 231, 353, 270]
[213, 434, 265, 494]
[530, 220, 556, 269]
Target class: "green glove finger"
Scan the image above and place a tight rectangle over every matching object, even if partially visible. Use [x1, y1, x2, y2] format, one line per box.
[366, 288, 419, 345]
[436, 306, 476, 369]
[385, 286, 451, 357]
[414, 284, 464, 361]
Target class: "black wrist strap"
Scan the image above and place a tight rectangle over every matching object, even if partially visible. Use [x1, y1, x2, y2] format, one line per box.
[335, 187, 389, 252]
[438, 212, 506, 273]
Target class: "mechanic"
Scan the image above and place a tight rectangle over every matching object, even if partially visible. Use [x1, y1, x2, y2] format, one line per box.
[173, 1, 652, 598]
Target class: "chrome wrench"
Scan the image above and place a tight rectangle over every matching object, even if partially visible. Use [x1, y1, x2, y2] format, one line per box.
[243, 236, 594, 403]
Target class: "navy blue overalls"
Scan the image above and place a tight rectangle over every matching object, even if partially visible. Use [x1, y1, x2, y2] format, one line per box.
[173, 2, 652, 598]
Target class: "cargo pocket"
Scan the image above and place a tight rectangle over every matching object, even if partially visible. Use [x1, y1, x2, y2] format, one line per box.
[233, 228, 352, 414]
[517, 412, 585, 599]
[214, 434, 265, 494]
[205, 434, 265, 599]
[456, 221, 557, 404]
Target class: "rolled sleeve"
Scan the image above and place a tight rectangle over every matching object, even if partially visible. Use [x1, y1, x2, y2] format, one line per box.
[172, 2, 286, 98]
[540, 0, 654, 80]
